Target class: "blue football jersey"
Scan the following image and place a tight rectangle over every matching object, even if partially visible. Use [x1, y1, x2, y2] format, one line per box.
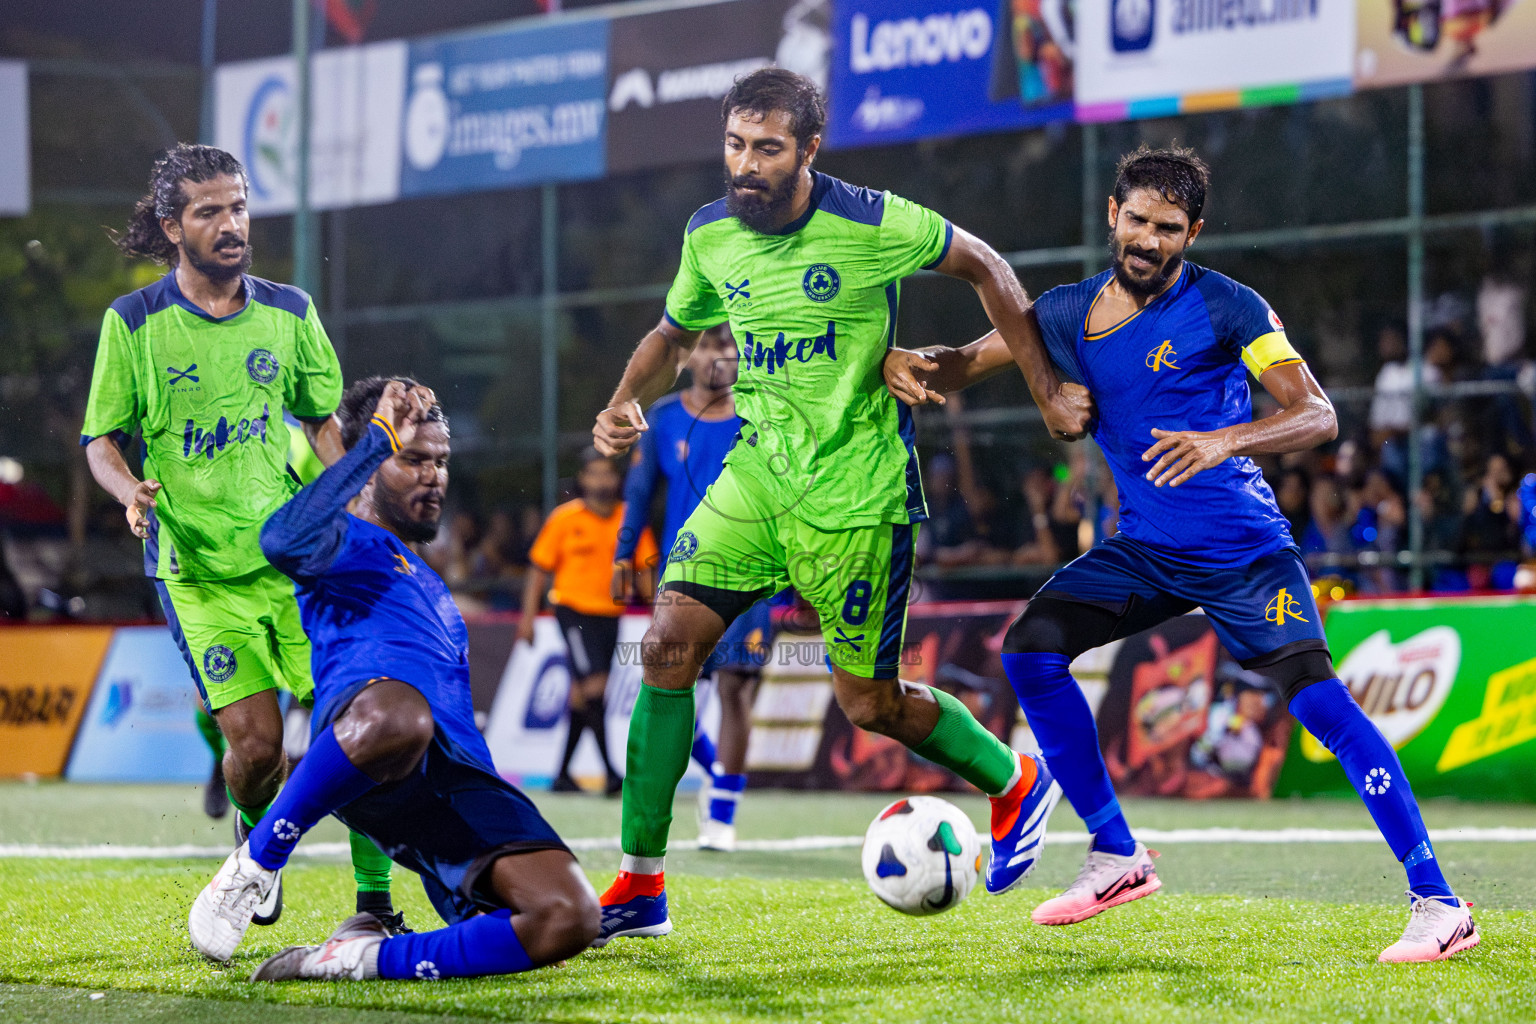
[1035, 263, 1301, 567]
[261, 424, 491, 769]
[616, 392, 741, 563]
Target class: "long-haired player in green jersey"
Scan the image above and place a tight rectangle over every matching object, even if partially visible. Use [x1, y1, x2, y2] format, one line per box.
[81, 144, 405, 935]
[589, 68, 1095, 944]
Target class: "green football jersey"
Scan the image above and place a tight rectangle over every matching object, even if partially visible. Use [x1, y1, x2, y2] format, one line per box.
[664, 172, 951, 529]
[81, 272, 343, 581]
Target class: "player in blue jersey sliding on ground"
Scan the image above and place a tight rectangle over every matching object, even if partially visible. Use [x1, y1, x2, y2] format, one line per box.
[188, 378, 599, 980]
[883, 145, 1478, 963]
[616, 325, 772, 852]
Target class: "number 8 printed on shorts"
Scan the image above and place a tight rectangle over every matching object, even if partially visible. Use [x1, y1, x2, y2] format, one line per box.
[842, 579, 872, 626]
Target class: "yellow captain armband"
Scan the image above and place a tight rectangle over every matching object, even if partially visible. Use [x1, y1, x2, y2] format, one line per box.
[1241, 331, 1305, 379]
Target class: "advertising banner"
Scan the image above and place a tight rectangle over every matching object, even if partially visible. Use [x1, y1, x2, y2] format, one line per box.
[0, 61, 28, 217]
[606, 0, 831, 174]
[1277, 596, 1536, 802]
[0, 626, 112, 777]
[1074, 0, 1356, 121]
[481, 614, 702, 788]
[826, 0, 1074, 150]
[400, 18, 608, 197]
[214, 42, 407, 217]
[1355, 0, 1536, 89]
[66, 627, 212, 783]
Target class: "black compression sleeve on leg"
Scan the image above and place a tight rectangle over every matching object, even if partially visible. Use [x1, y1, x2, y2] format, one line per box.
[1002, 597, 1121, 659]
[1241, 644, 1336, 702]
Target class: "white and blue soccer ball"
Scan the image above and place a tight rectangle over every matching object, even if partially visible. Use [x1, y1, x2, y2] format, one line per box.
[861, 796, 981, 916]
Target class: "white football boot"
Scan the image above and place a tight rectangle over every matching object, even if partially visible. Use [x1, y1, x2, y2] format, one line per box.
[1378, 892, 1480, 962]
[249, 912, 388, 982]
[1031, 841, 1161, 925]
[696, 779, 737, 852]
[188, 843, 279, 961]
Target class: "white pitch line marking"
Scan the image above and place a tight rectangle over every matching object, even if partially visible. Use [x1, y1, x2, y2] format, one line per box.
[0, 827, 1531, 860]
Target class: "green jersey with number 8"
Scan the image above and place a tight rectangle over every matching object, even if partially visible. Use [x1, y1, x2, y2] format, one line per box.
[663, 171, 951, 530]
[81, 272, 343, 581]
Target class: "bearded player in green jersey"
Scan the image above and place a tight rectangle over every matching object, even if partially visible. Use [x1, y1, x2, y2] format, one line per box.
[82, 144, 404, 934]
[590, 69, 1094, 943]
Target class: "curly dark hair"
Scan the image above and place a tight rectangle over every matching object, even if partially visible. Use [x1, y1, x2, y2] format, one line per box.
[721, 67, 826, 153]
[1112, 144, 1212, 223]
[337, 375, 449, 450]
[113, 144, 249, 265]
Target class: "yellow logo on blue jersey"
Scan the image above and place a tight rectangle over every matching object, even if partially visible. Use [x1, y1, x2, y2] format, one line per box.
[1264, 587, 1307, 625]
[391, 553, 414, 575]
[1145, 341, 1180, 371]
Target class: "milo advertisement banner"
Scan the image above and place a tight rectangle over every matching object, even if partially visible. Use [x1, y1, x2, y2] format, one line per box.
[1277, 596, 1536, 803]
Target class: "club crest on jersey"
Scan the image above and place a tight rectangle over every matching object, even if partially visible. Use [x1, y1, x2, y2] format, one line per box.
[802, 263, 840, 302]
[246, 348, 280, 384]
[1145, 341, 1179, 371]
[1264, 587, 1308, 625]
[203, 644, 238, 683]
[670, 530, 699, 563]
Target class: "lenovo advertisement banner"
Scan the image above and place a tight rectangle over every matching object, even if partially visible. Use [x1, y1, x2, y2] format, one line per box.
[1355, 0, 1536, 89]
[214, 42, 407, 217]
[826, 0, 1074, 150]
[400, 18, 609, 197]
[1277, 596, 1536, 803]
[1075, 0, 1357, 121]
[606, 0, 832, 174]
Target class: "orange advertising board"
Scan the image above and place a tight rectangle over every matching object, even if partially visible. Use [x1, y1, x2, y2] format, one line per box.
[0, 626, 114, 777]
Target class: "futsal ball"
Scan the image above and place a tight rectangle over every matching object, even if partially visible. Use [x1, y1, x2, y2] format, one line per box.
[861, 796, 981, 916]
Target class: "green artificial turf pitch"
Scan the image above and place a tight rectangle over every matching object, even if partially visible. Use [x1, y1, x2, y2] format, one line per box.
[1, 783, 1534, 1023]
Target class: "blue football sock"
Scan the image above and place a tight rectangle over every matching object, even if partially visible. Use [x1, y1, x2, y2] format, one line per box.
[1289, 678, 1454, 903]
[247, 725, 376, 871]
[709, 772, 747, 826]
[377, 908, 534, 980]
[1001, 652, 1135, 856]
[690, 729, 717, 776]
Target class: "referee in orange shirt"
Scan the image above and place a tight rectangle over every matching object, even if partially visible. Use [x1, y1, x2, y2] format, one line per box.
[520, 448, 658, 794]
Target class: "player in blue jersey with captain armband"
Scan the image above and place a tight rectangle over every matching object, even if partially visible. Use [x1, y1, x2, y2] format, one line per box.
[188, 377, 599, 980]
[884, 146, 1478, 963]
[616, 325, 772, 852]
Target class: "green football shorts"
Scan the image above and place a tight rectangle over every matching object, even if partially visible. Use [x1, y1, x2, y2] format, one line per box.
[155, 565, 315, 711]
[659, 461, 917, 679]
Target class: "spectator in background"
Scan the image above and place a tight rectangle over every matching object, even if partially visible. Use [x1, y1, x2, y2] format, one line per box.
[1302, 474, 1356, 572]
[1352, 469, 1407, 593]
[1460, 452, 1522, 589]
[1276, 467, 1312, 544]
[421, 510, 480, 590]
[1013, 464, 1061, 566]
[520, 448, 658, 795]
[917, 453, 979, 565]
[1047, 454, 1089, 561]
[1476, 267, 1532, 458]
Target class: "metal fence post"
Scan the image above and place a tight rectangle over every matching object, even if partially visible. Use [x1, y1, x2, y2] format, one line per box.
[1407, 84, 1426, 591]
[541, 183, 560, 513]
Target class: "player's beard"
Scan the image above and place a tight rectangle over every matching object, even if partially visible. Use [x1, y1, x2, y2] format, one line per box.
[1110, 231, 1184, 299]
[184, 232, 253, 283]
[376, 485, 442, 544]
[724, 154, 804, 234]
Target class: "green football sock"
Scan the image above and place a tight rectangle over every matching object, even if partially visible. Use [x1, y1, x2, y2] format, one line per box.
[349, 830, 393, 894]
[619, 683, 696, 860]
[911, 686, 1018, 796]
[228, 794, 271, 831]
[194, 705, 225, 760]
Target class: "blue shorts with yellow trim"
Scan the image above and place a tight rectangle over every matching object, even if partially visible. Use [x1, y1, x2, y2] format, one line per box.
[1037, 534, 1327, 664]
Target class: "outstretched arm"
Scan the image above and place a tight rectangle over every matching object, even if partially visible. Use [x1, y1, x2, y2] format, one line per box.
[262, 383, 434, 581]
[1141, 362, 1337, 487]
[593, 318, 702, 457]
[932, 229, 1092, 440]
